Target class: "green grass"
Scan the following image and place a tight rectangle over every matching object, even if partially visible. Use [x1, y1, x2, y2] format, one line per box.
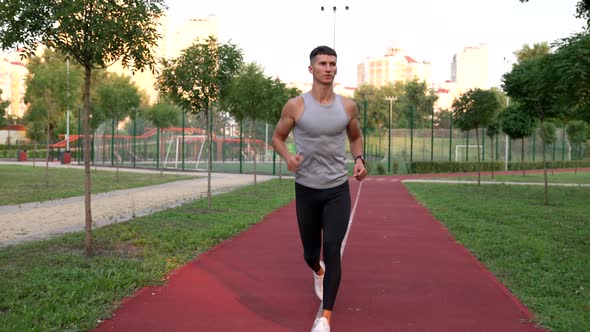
[439, 170, 590, 184]
[404, 181, 590, 332]
[0, 178, 295, 331]
[0, 165, 197, 205]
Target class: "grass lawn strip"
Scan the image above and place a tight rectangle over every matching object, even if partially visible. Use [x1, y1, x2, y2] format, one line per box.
[0, 165, 197, 205]
[0, 179, 295, 331]
[433, 170, 590, 184]
[405, 182, 590, 332]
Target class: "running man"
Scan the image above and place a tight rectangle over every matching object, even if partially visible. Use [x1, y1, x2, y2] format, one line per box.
[271, 45, 367, 332]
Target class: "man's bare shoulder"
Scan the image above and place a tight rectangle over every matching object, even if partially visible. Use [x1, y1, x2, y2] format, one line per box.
[283, 95, 305, 118]
[340, 95, 358, 117]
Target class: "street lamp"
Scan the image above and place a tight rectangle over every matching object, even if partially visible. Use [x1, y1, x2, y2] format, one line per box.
[503, 56, 513, 171]
[66, 55, 70, 152]
[385, 96, 397, 173]
[320, 5, 349, 49]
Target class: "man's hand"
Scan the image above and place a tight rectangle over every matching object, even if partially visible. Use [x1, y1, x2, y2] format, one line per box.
[287, 153, 304, 172]
[353, 159, 367, 181]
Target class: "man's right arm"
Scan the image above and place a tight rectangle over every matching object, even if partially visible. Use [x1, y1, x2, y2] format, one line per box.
[272, 97, 302, 172]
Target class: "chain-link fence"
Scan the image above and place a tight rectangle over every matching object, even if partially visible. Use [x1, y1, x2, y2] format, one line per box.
[49, 105, 584, 175]
[68, 110, 294, 176]
[358, 100, 580, 173]
[366, 127, 571, 168]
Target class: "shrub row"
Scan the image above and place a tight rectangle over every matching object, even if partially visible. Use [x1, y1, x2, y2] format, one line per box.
[361, 160, 590, 175]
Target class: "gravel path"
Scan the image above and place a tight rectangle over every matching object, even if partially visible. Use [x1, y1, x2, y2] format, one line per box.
[0, 161, 277, 248]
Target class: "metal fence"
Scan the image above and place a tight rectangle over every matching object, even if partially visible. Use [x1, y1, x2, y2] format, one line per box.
[69, 111, 292, 175]
[52, 106, 583, 175]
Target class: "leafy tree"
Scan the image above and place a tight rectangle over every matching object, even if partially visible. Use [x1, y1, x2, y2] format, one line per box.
[553, 32, 590, 122]
[452, 88, 501, 184]
[143, 100, 180, 175]
[566, 120, 589, 165]
[265, 79, 299, 179]
[401, 80, 437, 162]
[95, 72, 141, 170]
[158, 36, 243, 207]
[0, 0, 166, 256]
[540, 121, 558, 173]
[354, 83, 402, 154]
[400, 79, 438, 128]
[514, 42, 550, 62]
[540, 121, 558, 145]
[224, 62, 279, 184]
[95, 73, 141, 129]
[436, 109, 452, 129]
[0, 89, 9, 129]
[503, 53, 564, 205]
[576, 0, 590, 28]
[354, 84, 396, 131]
[22, 51, 60, 178]
[500, 103, 537, 175]
[265, 80, 300, 125]
[24, 49, 84, 143]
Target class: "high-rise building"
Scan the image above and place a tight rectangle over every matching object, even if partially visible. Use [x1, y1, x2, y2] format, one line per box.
[357, 45, 432, 87]
[108, 13, 219, 105]
[165, 14, 219, 60]
[450, 43, 489, 90]
[0, 51, 27, 119]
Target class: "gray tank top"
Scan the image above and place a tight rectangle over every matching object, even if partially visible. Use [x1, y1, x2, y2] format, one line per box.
[293, 92, 350, 189]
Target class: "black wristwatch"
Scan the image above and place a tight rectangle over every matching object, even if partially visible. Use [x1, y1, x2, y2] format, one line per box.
[354, 155, 365, 165]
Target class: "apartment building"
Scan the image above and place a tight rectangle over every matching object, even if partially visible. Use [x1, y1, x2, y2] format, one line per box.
[450, 43, 489, 91]
[0, 51, 27, 119]
[108, 14, 219, 104]
[357, 45, 433, 87]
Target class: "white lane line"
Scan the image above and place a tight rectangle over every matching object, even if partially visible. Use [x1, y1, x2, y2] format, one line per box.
[341, 180, 363, 258]
[317, 180, 364, 318]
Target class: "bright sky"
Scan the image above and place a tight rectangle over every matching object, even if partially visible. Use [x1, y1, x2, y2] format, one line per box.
[166, 0, 585, 89]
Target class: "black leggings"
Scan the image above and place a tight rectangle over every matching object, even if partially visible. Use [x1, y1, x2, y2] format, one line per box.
[295, 181, 351, 311]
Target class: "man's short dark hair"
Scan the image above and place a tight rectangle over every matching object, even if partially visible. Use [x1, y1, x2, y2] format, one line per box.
[309, 45, 337, 62]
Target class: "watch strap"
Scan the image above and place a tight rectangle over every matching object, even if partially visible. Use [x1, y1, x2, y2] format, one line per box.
[354, 155, 365, 164]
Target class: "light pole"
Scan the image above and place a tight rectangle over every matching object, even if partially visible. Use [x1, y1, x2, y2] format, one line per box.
[503, 56, 513, 171]
[505, 96, 509, 171]
[385, 96, 397, 173]
[320, 5, 349, 49]
[66, 55, 70, 152]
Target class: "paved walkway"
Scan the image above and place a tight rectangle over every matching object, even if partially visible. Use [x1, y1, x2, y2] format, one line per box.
[94, 175, 547, 331]
[0, 161, 276, 247]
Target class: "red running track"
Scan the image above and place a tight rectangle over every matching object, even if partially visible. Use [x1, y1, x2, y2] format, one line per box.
[95, 176, 544, 332]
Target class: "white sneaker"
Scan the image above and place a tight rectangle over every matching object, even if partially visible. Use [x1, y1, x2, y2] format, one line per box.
[311, 317, 330, 332]
[314, 260, 325, 300]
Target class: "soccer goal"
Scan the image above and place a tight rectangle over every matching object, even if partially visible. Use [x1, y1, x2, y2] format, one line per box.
[455, 144, 483, 162]
[163, 135, 207, 169]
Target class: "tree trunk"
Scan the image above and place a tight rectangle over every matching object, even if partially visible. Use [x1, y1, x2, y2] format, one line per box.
[45, 105, 50, 188]
[83, 66, 94, 256]
[207, 106, 212, 208]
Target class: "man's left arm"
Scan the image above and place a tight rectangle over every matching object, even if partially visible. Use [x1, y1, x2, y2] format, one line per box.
[345, 99, 367, 181]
